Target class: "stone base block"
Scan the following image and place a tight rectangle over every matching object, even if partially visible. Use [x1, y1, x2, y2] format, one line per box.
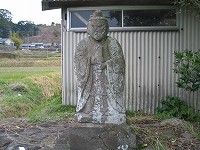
[66, 123, 136, 150]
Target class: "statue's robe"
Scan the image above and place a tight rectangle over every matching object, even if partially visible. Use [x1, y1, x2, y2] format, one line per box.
[74, 36, 125, 124]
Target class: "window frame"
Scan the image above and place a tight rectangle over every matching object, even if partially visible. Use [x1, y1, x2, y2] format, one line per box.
[67, 6, 178, 32]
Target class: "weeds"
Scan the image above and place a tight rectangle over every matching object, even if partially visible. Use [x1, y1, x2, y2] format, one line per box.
[154, 96, 200, 147]
[156, 96, 200, 122]
[133, 124, 169, 150]
[0, 80, 43, 119]
[154, 138, 168, 150]
[0, 65, 61, 120]
[30, 72, 61, 98]
[28, 94, 76, 123]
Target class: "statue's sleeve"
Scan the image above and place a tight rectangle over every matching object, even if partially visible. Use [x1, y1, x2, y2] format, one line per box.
[106, 37, 125, 113]
[107, 37, 125, 75]
[74, 39, 90, 91]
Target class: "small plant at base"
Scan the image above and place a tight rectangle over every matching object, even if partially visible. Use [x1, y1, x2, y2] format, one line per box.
[154, 138, 168, 150]
[157, 96, 200, 122]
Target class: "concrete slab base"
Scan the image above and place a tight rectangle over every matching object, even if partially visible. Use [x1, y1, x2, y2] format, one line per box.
[55, 123, 136, 150]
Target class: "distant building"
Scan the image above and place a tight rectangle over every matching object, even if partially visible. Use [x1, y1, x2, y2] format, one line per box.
[30, 43, 44, 48]
[43, 43, 52, 47]
[0, 38, 14, 46]
[20, 44, 31, 50]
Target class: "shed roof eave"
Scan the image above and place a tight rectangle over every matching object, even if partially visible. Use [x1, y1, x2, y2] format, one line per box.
[42, 0, 175, 11]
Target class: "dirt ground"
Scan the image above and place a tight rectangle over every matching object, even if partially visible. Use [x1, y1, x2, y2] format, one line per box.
[128, 117, 200, 150]
[0, 117, 200, 150]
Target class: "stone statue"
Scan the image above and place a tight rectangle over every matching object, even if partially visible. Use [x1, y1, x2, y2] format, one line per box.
[74, 10, 126, 124]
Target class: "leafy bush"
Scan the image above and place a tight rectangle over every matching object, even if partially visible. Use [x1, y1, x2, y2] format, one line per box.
[157, 96, 200, 121]
[11, 32, 23, 49]
[174, 0, 200, 16]
[174, 50, 200, 92]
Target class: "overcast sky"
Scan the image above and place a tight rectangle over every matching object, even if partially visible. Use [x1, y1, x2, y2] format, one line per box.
[0, 0, 61, 25]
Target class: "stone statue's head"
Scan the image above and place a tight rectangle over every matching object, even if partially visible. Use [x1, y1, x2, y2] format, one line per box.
[87, 10, 109, 41]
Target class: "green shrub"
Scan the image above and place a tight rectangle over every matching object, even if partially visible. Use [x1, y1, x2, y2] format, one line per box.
[157, 96, 200, 122]
[174, 50, 200, 92]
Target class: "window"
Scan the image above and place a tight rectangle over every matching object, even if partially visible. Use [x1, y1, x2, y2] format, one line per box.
[67, 6, 177, 31]
[70, 10, 122, 28]
[123, 9, 176, 27]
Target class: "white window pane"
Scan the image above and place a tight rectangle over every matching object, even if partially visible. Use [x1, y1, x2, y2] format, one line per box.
[70, 10, 122, 28]
[71, 10, 94, 28]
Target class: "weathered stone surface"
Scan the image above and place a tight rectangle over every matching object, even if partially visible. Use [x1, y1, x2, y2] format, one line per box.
[74, 10, 126, 124]
[0, 137, 12, 149]
[142, 147, 154, 150]
[0, 118, 69, 150]
[160, 118, 184, 126]
[181, 132, 194, 139]
[61, 123, 137, 150]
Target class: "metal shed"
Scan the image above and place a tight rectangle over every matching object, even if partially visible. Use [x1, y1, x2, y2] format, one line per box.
[42, 0, 200, 113]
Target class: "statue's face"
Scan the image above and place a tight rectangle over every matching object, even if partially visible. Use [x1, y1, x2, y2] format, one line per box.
[87, 19, 108, 41]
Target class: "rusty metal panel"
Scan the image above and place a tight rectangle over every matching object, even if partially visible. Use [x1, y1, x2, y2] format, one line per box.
[62, 10, 200, 113]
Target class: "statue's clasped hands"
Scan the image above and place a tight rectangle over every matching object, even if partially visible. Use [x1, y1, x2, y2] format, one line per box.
[92, 61, 107, 72]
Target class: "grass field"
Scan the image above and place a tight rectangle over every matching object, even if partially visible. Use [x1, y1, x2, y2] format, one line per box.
[0, 67, 61, 80]
[0, 50, 74, 121]
[0, 66, 63, 120]
[0, 50, 61, 67]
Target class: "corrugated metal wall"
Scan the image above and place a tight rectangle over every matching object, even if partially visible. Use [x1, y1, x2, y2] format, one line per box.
[62, 10, 200, 113]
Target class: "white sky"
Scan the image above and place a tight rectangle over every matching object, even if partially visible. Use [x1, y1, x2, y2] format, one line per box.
[0, 0, 61, 25]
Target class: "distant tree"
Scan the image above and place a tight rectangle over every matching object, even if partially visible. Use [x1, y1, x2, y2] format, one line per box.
[38, 24, 46, 26]
[0, 9, 41, 39]
[0, 9, 13, 38]
[14, 21, 40, 37]
[51, 22, 55, 26]
[174, 0, 200, 15]
[0, 9, 12, 22]
[11, 32, 23, 50]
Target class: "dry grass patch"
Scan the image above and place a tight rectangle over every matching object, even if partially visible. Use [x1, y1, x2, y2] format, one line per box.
[130, 117, 200, 150]
[0, 59, 61, 67]
[30, 72, 62, 98]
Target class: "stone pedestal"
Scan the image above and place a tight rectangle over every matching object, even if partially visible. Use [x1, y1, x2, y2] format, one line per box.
[62, 123, 136, 150]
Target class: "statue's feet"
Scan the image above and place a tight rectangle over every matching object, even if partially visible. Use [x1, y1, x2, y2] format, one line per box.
[75, 112, 126, 124]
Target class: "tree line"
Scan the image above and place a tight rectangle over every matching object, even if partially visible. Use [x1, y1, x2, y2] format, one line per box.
[0, 9, 40, 38]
